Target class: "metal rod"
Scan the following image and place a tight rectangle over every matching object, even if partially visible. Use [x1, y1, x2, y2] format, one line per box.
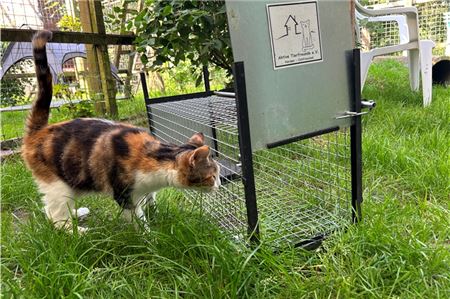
[361, 100, 376, 109]
[147, 91, 214, 105]
[335, 111, 368, 119]
[203, 65, 211, 92]
[208, 101, 220, 158]
[267, 126, 340, 149]
[213, 91, 236, 98]
[203, 65, 219, 156]
[140, 72, 155, 134]
[350, 49, 363, 223]
[233, 61, 260, 243]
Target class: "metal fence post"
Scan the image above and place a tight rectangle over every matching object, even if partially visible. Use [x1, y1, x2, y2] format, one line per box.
[233, 61, 260, 242]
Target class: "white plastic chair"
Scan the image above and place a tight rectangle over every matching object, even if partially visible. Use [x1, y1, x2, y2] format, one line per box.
[355, 1, 435, 106]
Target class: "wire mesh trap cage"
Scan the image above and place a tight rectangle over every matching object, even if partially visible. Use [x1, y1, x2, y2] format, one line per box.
[140, 61, 361, 249]
[137, 0, 364, 248]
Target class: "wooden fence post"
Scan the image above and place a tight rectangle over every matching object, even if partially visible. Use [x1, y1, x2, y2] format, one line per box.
[79, 0, 118, 118]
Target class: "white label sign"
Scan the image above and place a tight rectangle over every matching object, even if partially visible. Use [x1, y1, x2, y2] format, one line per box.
[267, 1, 323, 69]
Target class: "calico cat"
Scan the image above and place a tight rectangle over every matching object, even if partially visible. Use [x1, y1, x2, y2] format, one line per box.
[22, 30, 221, 232]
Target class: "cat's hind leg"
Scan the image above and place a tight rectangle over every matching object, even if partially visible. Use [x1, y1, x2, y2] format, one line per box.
[121, 192, 156, 231]
[37, 179, 87, 233]
[140, 192, 157, 214]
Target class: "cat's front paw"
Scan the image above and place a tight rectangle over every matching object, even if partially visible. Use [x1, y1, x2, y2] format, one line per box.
[77, 226, 89, 234]
[54, 220, 89, 235]
[76, 207, 90, 220]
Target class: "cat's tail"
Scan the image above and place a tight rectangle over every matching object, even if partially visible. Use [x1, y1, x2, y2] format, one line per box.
[26, 30, 53, 135]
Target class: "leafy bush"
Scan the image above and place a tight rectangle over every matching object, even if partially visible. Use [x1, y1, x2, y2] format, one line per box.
[53, 83, 94, 118]
[57, 15, 82, 31]
[59, 100, 94, 119]
[0, 58, 34, 107]
[117, 0, 233, 81]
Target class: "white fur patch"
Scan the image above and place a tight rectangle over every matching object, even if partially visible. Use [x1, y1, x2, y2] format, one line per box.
[37, 179, 74, 222]
[84, 118, 116, 125]
[133, 169, 179, 197]
[36, 179, 87, 232]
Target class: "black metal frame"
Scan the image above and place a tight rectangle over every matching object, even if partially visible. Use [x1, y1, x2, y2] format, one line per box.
[140, 72, 154, 135]
[233, 62, 260, 243]
[266, 126, 340, 149]
[203, 66, 220, 158]
[139, 50, 363, 247]
[350, 49, 363, 223]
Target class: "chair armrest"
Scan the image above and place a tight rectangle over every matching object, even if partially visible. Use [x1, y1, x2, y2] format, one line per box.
[355, 1, 418, 18]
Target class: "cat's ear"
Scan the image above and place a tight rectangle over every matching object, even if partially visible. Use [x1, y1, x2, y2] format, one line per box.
[188, 132, 205, 146]
[189, 145, 210, 167]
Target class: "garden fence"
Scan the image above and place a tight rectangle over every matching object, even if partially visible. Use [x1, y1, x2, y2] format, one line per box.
[0, 0, 148, 145]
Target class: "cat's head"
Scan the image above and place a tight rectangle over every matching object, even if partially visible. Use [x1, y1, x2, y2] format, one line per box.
[176, 133, 221, 192]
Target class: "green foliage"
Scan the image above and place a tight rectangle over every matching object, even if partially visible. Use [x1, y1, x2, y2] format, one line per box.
[120, 0, 232, 80]
[0, 78, 30, 107]
[59, 100, 95, 119]
[53, 83, 94, 118]
[160, 60, 228, 92]
[45, 0, 81, 32]
[0, 58, 34, 107]
[57, 15, 82, 31]
[104, 0, 138, 33]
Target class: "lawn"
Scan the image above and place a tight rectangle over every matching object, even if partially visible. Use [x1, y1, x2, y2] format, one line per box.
[1, 60, 449, 298]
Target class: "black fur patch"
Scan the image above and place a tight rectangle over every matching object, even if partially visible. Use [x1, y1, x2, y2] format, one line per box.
[150, 143, 197, 161]
[111, 127, 144, 157]
[52, 119, 116, 191]
[108, 127, 144, 208]
[35, 143, 46, 163]
[109, 162, 132, 208]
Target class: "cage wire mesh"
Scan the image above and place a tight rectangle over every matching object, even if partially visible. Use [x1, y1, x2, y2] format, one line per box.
[358, 0, 449, 56]
[147, 95, 352, 246]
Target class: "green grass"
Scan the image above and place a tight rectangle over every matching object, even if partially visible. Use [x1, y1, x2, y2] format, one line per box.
[362, 60, 449, 201]
[1, 60, 449, 298]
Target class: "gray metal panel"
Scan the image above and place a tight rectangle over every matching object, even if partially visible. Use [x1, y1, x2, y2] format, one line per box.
[226, 0, 354, 151]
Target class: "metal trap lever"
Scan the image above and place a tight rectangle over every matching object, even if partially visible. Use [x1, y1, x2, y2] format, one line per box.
[335, 111, 368, 119]
[335, 99, 376, 119]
